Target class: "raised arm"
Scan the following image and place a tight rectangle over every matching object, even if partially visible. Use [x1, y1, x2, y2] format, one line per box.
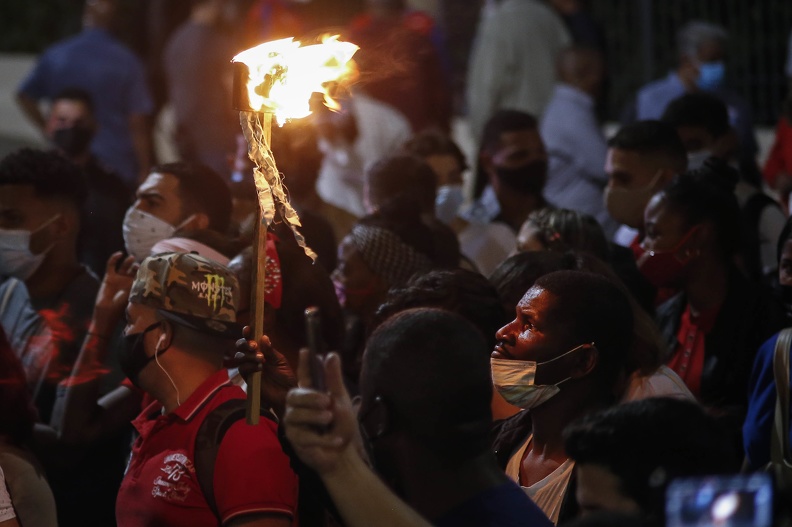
[283, 350, 432, 527]
[49, 252, 141, 445]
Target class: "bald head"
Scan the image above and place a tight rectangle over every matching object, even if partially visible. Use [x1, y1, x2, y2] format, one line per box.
[557, 47, 605, 96]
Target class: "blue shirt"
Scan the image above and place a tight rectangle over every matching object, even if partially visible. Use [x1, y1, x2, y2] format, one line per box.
[18, 28, 153, 186]
[744, 330, 792, 468]
[635, 71, 757, 159]
[540, 83, 617, 238]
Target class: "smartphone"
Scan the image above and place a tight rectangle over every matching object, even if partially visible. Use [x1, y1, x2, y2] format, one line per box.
[305, 306, 326, 392]
[665, 473, 773, 527]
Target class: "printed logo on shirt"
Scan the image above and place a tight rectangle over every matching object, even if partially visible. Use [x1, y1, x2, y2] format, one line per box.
[191, 274, 232, 312]
[152, 453, 195, 502]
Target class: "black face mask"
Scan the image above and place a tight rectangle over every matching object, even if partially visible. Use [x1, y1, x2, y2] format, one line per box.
[118, 322, 164, 386]
[495, 160, 547, 195]
[52, 125, 93, 157]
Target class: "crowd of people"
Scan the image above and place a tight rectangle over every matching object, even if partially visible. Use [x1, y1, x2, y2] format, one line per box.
[3, 0, 792, 526]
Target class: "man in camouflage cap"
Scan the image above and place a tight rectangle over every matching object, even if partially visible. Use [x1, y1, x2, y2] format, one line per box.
[116, 252, 299, 526]
[129, 251, 241, 339]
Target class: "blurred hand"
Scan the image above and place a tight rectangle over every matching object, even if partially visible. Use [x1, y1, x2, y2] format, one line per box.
[283, 350, 362, 475]
[92, 252, 137, 335]
[232, 327, 296, 418]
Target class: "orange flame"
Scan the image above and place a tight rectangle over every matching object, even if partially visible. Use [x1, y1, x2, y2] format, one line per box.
[233, 35, 359, 123]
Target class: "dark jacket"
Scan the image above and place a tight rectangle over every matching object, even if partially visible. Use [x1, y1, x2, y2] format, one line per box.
[655, 267, 788, 416]
[490, 410, 579, 524]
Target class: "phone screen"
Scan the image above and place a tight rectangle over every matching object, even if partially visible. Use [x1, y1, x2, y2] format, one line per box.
[305, 306, 326, 392]
[665, 473, 773, 527]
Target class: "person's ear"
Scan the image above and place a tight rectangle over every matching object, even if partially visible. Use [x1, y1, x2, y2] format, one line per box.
[52, 211, 71, 237]
[156, 319, 174, 353]
[362, 395, 390, 439]
[48, 208, 80, 242]
[183, 212, 210, 231]
[570, 343, 598, 379]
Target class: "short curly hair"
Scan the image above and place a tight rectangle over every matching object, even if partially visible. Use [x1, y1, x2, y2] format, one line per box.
[0, 148, 87, 209]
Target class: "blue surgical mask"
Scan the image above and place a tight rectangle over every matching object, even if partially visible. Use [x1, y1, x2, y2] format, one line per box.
[696, 61, 725, 91]
[435, 184, 465, 225]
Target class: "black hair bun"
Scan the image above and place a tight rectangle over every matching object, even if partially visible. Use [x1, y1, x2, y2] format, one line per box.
[687, 156, 739, 194]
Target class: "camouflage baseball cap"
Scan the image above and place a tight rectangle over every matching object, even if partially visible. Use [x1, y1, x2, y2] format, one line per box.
[130, 252, 242, 338]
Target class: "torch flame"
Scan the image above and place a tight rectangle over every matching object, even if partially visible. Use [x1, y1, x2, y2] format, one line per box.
[233, 35, 358, 123]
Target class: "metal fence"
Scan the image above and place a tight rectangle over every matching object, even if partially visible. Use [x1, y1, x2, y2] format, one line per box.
[590, 0, 792, 124]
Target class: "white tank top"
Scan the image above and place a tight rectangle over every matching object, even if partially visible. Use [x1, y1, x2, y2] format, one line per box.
[505, 435, 575, 525]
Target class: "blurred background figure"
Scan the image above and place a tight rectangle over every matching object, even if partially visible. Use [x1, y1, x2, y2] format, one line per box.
[541, 46, 616, 238]
[402, 129, 468, 226]
[15, 0, 153, 187]
[163, 0, 244, 176]
[271, 120, 357, 244]
[466, 0, 570, 141]
[763, 85, 792, 211]
[314, 89, 412, 218]
[630, 21, 759, 183]
[0, 327, 58, 527]
[661, 97, 786, 284]
[346, 0, 452, 134]
[44, 88, 131, 277]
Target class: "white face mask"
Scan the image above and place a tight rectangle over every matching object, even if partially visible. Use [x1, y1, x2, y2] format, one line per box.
[435, 184, 465, 225]
[687, 150, 711, 171]
[123, 208, 193, 262]
[0, 215, 59, 281]
[490, 343, 593, 410]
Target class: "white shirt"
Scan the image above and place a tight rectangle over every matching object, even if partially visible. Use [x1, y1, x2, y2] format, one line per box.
[622, 365, 695, 402]
[317, 92, 412, 218]
[0, 466, 15, 523]
[466, 0, 571, 139]
[457, 221, 516, 277]
[505, 435, 575, 525]
[540, 84, 618, 238]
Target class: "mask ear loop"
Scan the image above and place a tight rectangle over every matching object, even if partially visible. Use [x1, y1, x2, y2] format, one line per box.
[154, 330, 181, 407]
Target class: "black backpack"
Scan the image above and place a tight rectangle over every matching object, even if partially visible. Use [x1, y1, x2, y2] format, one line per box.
[194, 399, 277, 522]
[193, 398, 342, 526]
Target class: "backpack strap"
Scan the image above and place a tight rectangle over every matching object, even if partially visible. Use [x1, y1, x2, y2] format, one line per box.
[194, 398, 276, 523]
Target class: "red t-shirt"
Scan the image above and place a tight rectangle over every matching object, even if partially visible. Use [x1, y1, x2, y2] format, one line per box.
[116, 369, 298, 526]
[667, 304, 720, 397]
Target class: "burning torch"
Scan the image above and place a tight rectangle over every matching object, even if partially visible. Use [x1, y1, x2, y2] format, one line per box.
[232, 36, 358, 424]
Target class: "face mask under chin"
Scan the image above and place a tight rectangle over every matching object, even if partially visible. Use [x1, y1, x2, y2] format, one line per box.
[490, 342, 593, 410]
